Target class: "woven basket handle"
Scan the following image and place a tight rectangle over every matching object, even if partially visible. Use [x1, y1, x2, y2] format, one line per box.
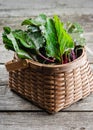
[5, 59, 29, 72]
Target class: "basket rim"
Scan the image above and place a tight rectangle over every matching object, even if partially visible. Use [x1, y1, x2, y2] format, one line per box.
[27, 47, 86, 68]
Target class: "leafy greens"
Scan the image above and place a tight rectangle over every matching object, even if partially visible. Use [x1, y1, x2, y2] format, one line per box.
[2, 14, 85, 64]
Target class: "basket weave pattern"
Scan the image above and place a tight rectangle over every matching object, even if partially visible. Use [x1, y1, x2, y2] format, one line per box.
[7, 49, 93, 113]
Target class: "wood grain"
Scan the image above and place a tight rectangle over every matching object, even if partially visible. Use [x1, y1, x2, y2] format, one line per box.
[0, 112, 93, 130]
[0, 45, 13, 64]
[0, 0, 93, 17]
[0, 65, 8, 85]
[0, 85, 40, 111]
[0, 15, 93, 31]
[0, 1, 93, 128]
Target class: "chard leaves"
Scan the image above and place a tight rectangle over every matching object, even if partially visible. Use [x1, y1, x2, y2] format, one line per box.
[2, 14, 85, 64]
[42, 18, 60, 61]
[6, 31, 31, 59]
[54, 15, 74, 57]
[3, 26, 46, 61]
[66, 22, 85, 46]
[12, 30, 35, 49]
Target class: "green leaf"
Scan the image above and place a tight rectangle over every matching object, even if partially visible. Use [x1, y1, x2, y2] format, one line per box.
[2, 26, 45, 60]
[66, 22, 86, 46]
[21, 19, 33, 26]
[27, 25, 40, 32]
[2, 33, 14, 50]
[7, 33, 19, 51]
[21, 14, 47, 26]
[66, 22, 83, 33]
[12, 30, 35, 49]
[54, 15, 74, 56]
[34, 14, 47, 25]
[42, 18, 60, 60]
[7, 32, 31, 59]
[3, 27, 11, 34]
[27, 31, 45, 50]
[17, 49, 32, 59]
[71, 33, 85, 46]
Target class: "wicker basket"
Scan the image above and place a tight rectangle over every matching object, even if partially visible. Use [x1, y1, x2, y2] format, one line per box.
[5, 48, 93, 113]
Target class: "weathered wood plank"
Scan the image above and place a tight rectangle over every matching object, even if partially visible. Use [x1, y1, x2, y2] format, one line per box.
[0, 0, 93, 17]
[0, 1, 93, 129]
[0, 45, 13, 64]
[0, 112, 93, 130]
[0, 15, 93, 32]
[0, 65, 8, 85]
[0, 85, 40, 111]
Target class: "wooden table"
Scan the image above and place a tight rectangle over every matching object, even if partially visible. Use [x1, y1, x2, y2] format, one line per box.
[0, 0, 93, 129]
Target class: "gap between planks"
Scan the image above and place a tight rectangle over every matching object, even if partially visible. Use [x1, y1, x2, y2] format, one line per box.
[0, 110, 93, 113]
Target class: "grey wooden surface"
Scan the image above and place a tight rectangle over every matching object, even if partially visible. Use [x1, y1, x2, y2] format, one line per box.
[0, 0, 93, 130]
